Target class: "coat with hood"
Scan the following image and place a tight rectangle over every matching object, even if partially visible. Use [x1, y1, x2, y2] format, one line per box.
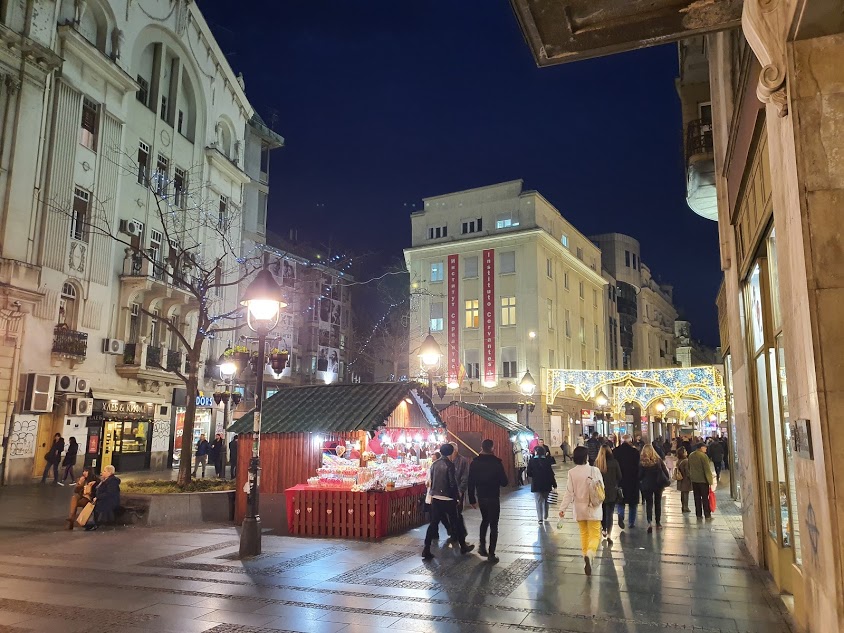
[613, 442, 641, 505]
[526, 455, 557, 493]
[467, 453, 508, 504]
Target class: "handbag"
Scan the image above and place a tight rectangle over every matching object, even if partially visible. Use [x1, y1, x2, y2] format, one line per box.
[658, 461, 671, 488]
[76, 501, 95, 527]
[547, 489, 559, 505]
[588, 467, 605, 507]
[673, 467, 683, 481]
[615, 486, 624, 503]
[709, 489, 717, 513]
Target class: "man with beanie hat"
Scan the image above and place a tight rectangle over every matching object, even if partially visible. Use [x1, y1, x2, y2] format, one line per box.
[468, 439, 508, 563]
[689, 442, 714, 519]
[423, 443, 474, 560]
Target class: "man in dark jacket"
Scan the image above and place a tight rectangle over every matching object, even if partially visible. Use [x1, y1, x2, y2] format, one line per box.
[209, 434, 224, 478]
[193, 434, 210, 478]
[229, 435, 239, 480]
[423, 444, 474, 560]
[88, 465, 120, 530]
[613, 435, 641, 529]
[585, 432, 601, 466]
[468, 439, 508, 563]
[41, 433, 64, 484]
[707, 438, 725, 482]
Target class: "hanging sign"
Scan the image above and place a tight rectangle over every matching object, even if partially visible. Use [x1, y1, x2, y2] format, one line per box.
[447, 254, 459, 385]
[483, 249, 495, 384]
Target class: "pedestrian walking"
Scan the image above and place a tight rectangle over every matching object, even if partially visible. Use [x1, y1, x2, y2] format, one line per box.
[689, 443, 714, 519]
[638, 445, 670, 533]
[193, 434, 210, 478]
[229, 435, 238, 480]
[595, 444, 622, 545]
[468, 439, 508, 563]
[60, 437, 79, 484]
[652, 438, 666, 459]
[448, 442, 470, 544]
[514, 446, 526, 486]
[707, 438, 725, 482]
[675, 447, 692, 512]
[422, 444, 474, 560]
[526, 446, 557, 523]
[560, 439, 572, 463]
[209, 433, 224, 478]
[557, 446, 604, 576]
[585, 432, 601, 466]
[41, 433, 64, 484]
[613, 434, 640, 529]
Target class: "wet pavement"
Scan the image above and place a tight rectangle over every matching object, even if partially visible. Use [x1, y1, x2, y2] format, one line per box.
[0, 465, 794, 633]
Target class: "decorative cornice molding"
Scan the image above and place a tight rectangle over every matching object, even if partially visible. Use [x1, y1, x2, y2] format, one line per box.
[742, 0, 791, 116]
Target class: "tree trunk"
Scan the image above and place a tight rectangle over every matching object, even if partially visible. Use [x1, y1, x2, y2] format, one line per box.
[177, 351, 201, 486]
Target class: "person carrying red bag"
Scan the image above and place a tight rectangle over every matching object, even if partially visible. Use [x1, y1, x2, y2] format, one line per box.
[688, 443, 714, 520]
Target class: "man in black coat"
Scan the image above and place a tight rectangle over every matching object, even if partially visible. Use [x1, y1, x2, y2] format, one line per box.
[613, 435, 641, 529]
[423, 444, 474, 560]
[41, 433, 64, 484]
[585, 432, 601, 465]
[708, 438, 725, 481]
[229, 436, 239, 480]
[468, 439, 508, 563]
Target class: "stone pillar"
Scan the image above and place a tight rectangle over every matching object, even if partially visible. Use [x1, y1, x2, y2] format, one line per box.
[742, 1, 844, 630]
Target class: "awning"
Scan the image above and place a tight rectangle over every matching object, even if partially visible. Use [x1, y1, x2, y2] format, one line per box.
[91, 389, 166, 405]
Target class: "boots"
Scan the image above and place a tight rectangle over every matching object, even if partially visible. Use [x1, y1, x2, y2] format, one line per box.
[422, 547, 434, 560]
[478, 542, 488, 557]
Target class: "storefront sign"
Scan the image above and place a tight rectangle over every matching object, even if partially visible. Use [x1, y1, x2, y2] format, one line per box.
[102, 401, 149, 414]
[482, 249, 495, 384]
[447, 254, 459, 385]
[196, 395, 214, 408]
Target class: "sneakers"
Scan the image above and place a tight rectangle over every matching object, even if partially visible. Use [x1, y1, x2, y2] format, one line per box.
[478, 544, 489, 557]
[618, 516, 625, 529]
[584, 556, 592, 576]
[56, 481, 65, 486]
[460, 543, 475, 555]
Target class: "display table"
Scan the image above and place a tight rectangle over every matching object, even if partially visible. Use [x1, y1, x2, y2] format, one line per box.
[285, 483, 427, 540]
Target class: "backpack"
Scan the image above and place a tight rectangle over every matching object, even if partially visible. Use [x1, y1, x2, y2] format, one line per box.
[587, 466, 606, 507]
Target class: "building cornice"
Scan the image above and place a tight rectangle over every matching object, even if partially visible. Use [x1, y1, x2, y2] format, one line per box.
[0, 23, 62, 75]
[204, 146, 250, 185]
[57, 25, 138, 96]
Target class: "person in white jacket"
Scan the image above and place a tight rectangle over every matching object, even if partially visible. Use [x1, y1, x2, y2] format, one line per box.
[558, 445, 605, 576]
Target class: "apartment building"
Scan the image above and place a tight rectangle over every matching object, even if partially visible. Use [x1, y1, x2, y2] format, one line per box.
[405, 180, 607, 443]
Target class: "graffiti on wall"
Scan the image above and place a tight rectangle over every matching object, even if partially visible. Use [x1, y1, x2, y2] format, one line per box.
[150, 420, 170, 453]
[8, 415, 37, 459]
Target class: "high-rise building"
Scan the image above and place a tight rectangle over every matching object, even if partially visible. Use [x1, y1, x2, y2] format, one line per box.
[405, 180, 607, 444]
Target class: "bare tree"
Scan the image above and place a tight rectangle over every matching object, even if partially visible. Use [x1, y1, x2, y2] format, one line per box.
[46, 148, 272, 485]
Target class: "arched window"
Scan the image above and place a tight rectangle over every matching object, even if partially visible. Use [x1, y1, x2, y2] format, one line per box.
[59, 282, 78, 328]
[218, 121, 233, 159]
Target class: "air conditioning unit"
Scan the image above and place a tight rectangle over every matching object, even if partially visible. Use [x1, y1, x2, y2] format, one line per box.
[102, 338, 125, 355]
[55, 374, 77, 392]
[69, 397, 94, 416]
[120, 219, 141, 236]
[23, 373, 55, 413]
[156, 404, 170, 418]
[75, 377, 89, 393]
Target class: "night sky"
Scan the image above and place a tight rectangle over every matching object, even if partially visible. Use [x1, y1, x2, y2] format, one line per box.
[198, 0, 722, 346]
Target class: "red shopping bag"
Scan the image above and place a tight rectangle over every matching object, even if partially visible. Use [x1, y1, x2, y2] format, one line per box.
[708, 489, 717, 513]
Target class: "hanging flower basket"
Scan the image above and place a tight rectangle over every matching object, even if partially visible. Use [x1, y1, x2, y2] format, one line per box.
[225, 345, 250, 367]
[435, 384, 447, 400]
[269, 349, 289, 373]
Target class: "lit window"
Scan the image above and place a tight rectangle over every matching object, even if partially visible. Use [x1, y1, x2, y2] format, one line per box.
[430, 262, 444, 282]
[70, 188, 90, 242]
[430, 302, 444, 332]
[464, 299, 479, 328]
[495, 212, 520, 229]
[464, 255, 478, 278]
[137, 142, 150, 185]
[79, 98, 99, 150]
[500, 251, 515, 274]
[561, 234, 569, 248]
[155, 154, 169, 196]
[501, 296, 516, 326]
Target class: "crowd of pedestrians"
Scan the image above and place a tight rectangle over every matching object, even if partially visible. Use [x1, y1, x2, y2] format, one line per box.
[421, 431, 728, 576]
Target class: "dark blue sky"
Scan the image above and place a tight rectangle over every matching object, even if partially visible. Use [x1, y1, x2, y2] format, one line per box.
[198, 0, 722, 346]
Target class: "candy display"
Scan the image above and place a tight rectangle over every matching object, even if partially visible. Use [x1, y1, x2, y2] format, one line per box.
[308, 458, 429, 492]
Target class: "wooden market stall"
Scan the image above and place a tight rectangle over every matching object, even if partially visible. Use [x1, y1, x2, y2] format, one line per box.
[230, 381, 444, 538]
[440, 401, 532, 486]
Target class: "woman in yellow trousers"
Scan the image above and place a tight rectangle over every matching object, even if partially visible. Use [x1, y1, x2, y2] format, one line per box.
[558, 445, 604, 575]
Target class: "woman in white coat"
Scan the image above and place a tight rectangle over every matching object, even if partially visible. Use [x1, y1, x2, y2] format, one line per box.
[558, 445, 604, 575]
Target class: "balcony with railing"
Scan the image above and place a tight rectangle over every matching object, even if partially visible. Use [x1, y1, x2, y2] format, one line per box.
[52, 326, 88, 361]
[685, 118, 717, 221]
[166, 349, 181, 371]
[116, 340, 184, 385]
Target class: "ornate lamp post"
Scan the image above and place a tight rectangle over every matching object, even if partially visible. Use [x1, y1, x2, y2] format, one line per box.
[218, 352, 237, 479]
[655, 400, 667, 439]
[594, 391, 610, 436]
[518, 370, 536, 430]
[239, 268, 285, 558]
[418, 333, 442, 398]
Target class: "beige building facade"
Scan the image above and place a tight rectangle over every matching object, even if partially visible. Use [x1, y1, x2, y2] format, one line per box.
[405, 181, 607, 444]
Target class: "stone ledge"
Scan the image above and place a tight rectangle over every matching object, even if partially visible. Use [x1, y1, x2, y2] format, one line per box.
[122, 490, 234, 527]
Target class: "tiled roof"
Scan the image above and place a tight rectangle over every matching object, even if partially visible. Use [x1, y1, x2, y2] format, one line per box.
[445, 401, 532, 434]
[229, 381, 442, 435]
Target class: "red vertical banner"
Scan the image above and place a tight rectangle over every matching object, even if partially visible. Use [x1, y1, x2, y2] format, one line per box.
[447, 254, 460, 386]
[483, 249, 496, 384]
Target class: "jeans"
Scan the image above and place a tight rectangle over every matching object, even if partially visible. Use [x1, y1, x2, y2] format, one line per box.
[193, 454, 208, 477]
[641, 489, 663, 525]
[41, 461, 59, 483]
[578, 520, 601, 557]
[425, 499, 465, 548]
[616, 502, 638, 527]
[533, 492, 549, 521]
[601, 502, 615, 536]
[61, 464, 75, 482]
[692, 482, 712, 518]
[477, 497, 501, 554]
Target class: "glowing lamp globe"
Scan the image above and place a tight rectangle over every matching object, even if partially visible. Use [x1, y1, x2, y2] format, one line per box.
[519, 370, 536, 397]
[240, 269, 286, 333]
[418, 334, 442, 371]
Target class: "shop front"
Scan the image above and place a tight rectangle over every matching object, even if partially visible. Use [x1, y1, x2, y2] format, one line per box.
[85, 400, 155, 473]
[171, 389, 217, 469]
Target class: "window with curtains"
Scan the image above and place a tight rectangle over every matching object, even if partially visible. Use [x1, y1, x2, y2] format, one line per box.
[79, 98, 99, 150]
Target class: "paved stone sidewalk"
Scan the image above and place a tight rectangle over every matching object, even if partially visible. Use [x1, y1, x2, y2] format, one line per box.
[0, 466, 793, 633]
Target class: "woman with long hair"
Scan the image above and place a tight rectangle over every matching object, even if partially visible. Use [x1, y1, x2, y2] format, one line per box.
[526, 446, 557, 523]
[60, 437, 79, 484]
[676, 447, 692, 513]
[595, 444, 622, 545]
[558, 446, 604, 575]
[638, 444, 670, 533]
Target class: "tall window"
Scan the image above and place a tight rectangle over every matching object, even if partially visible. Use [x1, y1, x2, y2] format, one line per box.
[430, 302, 444, 332]
[129, 303, 140, 342]
[58, 282, 77, 327]
[561, 234, 569, 248]
[79, 98, 98, 150]
[136, 76, 149, 106]
[579, 317, 586, 344]
[500, 251, 515, 274]
[501, 296, 516, 326]
[632, 253, 638, 269]
[155, 154, 169, 196]
[576, 247, 583, 261]
[464, 255, 478, 278]
[564, 271, 569, 290]
[549, 349, 555, 368]
[565, 310, 571, 338]
[173, 167, 186, 208]
[546, 258, 553, 278]
[137, 142, 150, 185]
[625, 250, 631, 267]
[177, 111, 185, 135]
[465, 349, 480, 379]
[149, 309, 160, 345]
[593, 288, 598, 307]
[595, 324, 600, 350]
[430, 262, 444, 282]
[70, 188, 90, 242]
[160, 95, 168, 121]
[502, 347, 517, 378]
[579, 281, 584, 299]
[150, 229, 163, 279]
[547, 298, 554, 329]
[169, 315, 180, 349]
[461, 218, 483, 234]
[218, 195, 228, 228]
[495, 212, 519, 229]
[464, 299, 479, 328]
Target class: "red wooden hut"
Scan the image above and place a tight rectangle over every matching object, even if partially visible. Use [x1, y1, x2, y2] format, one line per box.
[440, 401, 532, 486]
[229, 381, 442, 534]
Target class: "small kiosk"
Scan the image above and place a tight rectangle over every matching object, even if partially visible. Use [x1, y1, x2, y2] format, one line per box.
[229, 381, 444, 538]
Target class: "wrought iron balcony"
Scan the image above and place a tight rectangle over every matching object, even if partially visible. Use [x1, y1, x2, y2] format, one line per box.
[685, 118, 714, 163]
[166, 349, 181, 371]
[52, 326, 88, 359]
[116, 341, 183, 385]
[146, 345, 161, 368]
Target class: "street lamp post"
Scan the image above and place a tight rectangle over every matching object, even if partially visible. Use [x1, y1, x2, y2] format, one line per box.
[418, 333, 442, 398]
[239, 268, 285, 558]
[519, 370, 536, 430]
[655, 400, 667, 440]
[218, 353, 237, 479]
[595, 392, 609, 436]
